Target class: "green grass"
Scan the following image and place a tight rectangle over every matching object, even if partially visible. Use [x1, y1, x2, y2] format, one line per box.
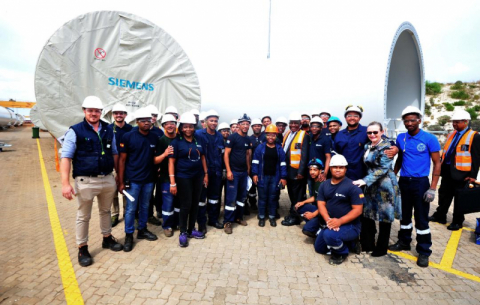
[426, 81, 442, 95]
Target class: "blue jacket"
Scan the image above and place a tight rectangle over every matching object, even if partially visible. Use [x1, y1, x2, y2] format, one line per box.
[251, 143, 287, 188]
[334, 124, 368, 180]
[71, 119, 115, 178]
[195, 128, 224, 175]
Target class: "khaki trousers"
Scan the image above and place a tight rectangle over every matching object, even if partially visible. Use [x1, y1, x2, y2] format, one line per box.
[74, 174, 116, 245]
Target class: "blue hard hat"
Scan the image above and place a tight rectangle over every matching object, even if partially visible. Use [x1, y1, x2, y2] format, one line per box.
[308, 158, 324, 169]
[327, 116, 342, 126]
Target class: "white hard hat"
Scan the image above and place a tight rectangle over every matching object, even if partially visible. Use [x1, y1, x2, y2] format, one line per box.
[200, 111, 208, 121]
[165, 106, 178, 115]
[205, 109, 219, 119]
[401, 106, 422, 119]
[451, 109, 471, 121]
[112, 103, 127, 113]
[261, 115, 272, 122]
[301, 113, 311, 119]
[145, 104, 159, 115]
[190, 109, 200, 116]
[82, 96, 103, 109]
[218, 122, 230, 130]
[330, 154, 348, 167]
[288, 112, 302, 121]
[161, 114, 177, 125]
[275, 116, 288, 125]
[319, 110, 331, 117]
[344, 106, 363, 118]
[230, 119, 238, 126]
[179, 112, 197, 125]
[310, 117, 323, 126]
[251, 118, 262, 126]
[134, 108, 152, 120]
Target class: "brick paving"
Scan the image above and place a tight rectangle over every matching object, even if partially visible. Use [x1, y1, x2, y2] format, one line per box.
[1, 126, 480, 304]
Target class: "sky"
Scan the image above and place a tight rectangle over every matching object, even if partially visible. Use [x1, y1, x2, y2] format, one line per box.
[1, 0, 479, 124]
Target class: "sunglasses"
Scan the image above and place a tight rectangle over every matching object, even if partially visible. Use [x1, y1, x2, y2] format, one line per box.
[137, 119, 151, 123]
[367, 131, 379, 135]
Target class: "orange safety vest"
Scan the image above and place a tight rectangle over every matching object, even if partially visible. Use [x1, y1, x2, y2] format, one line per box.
[441, 128, 477, 171]
[282, 130, 306, 169]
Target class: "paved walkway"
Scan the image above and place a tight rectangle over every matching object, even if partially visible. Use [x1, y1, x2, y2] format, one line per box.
[1, 126, 480, 304]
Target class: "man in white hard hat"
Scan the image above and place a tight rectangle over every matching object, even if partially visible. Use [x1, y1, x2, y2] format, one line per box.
[109, 103, 133, 227]
[281, 112, 310, 226]
[165, 106, 179, 121]
[389, 106, 441, 268]
[218, 122, 231, 208]
[240, 118, 264, 215]
[153, 114, 178, 237]
[275, 116, 288, 145]
[429, 109, 480, 230]
[230, 119, 238, 134]
[314, 154, 365, 265]
[224, 114, 253, 234]
[190, 109, 202, 130]
[199, 111, 207, 129]
[319, 110, 331, 135]
[61, 96, 123, 267]
[195, 110, 225, 232]
[301, 113, 311, 133]
[118, 108, 160, 252]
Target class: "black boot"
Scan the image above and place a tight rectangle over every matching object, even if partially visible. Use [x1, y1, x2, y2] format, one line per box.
[102, 235, 124, 251]
[137, 228, 158, 241]
[124, 233, 134, 252]
[78, 245, 93, 267]
[360, 217, 376, 252]
[243, 200, 251, 216]
[371, 222, 391, 257]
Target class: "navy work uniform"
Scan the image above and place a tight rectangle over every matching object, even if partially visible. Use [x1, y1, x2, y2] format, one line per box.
[333, 124, 368, 180]
[395, 129, 441, 257]
[195, 128, 225, 230]
[246, 133, 264, 208]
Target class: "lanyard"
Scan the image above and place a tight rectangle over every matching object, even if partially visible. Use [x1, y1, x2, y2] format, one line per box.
[96, 130, 105, 155]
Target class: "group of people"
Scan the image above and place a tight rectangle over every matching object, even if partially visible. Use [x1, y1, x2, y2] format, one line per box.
[61, 96, 480, 268]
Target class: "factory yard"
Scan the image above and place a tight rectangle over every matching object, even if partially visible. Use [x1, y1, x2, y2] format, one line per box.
[2, 126, 480, 305]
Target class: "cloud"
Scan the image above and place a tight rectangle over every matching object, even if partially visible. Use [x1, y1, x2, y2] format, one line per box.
[448, 62, 471, 76]
[0, 68, 35, 101]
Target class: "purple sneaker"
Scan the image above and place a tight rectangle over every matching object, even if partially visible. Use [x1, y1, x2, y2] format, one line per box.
[179, 232, 189, 247]
[188, 229, 205, 239]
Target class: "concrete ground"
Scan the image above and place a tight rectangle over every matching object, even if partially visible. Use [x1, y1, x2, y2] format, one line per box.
[1, 126, 480, 305]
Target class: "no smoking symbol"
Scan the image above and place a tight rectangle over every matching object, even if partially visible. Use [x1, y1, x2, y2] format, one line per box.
[94, 48, 106, 59]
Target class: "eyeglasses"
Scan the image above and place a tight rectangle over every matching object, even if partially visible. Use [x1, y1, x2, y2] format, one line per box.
[151, 114, 158, 117]
[367, 131, 379, 135]
[113, 112, 126, 115]
[346, 115, 360, 118]
[188, 148, 201, 162]
[137, 119, 151, 123]
[403, 119, 419, 124]
[320, 114, 330, 118]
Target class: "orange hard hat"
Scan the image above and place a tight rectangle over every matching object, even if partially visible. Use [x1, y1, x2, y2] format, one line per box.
[265, 124, 278, 133]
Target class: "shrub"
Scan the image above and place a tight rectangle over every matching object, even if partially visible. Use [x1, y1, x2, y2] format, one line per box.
[428, 125, 444, 131]
[443, 103, 455, 111]
[426, 81, 442, 95]
[466, 101, 473, 106]
[451, 90, 469, 99]
[474, 95, 479, 100]
[468, 84, 477, 89]
[429, 97, 435, 106]
[437, 115, 451, 126]
[473, 105, 480, 111]
[425, 108, 432, 116]
[471, 120, 480, 132]
[450, 81, 464, 90]
[465, 108, 478, 120]
[453, 100, 466, 106]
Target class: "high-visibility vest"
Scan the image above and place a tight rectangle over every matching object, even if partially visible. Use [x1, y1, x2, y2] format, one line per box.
[441, 128, 477, 171]
[282, 130, 306, 169]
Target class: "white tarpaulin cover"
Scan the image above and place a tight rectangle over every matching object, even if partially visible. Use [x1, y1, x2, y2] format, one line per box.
[30, 105, 47, 130]
[35, 11, 201, 139]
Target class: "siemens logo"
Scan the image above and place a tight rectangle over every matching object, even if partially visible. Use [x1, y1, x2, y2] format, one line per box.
[108, 77, 154, 91]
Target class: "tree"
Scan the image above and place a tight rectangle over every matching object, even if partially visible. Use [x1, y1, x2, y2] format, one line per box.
[437, 115, 451, 126]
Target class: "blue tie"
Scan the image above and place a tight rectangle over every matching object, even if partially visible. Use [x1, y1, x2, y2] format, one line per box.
[445, 132, 461, 165]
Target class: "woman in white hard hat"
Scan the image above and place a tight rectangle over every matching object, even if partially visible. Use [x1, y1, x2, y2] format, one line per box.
[168, 112, 208, 247]
[352, 122, 401, 257]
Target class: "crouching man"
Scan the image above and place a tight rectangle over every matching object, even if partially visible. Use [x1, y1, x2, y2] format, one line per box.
[314, 154, 365, 265]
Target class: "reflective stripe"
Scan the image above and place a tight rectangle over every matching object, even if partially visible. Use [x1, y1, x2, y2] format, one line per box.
[400, 223, 413, 229]
[162, 210, 174, 216]
[174, 208, 180, 213]
[280, 162, 286, 166]
[416, 228, 431, 235]
[331, 242, 343, 250]
[456, 152, 471, 157]
[248, 193, 257, 197]
[316, 228, 322, 236]
[208, 199, 218, 204]
[252, 160, 260, 164]
[456, 163, 472, 166]
[236, 201, 245, 207]
[225, 205, 236, 211]
[198, 201, 207, 207]
[291, 160, 300, 165]
[290, 150, 301, 155]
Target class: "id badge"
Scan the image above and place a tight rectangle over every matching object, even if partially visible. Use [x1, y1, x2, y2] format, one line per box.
[294, 143, 302, 149]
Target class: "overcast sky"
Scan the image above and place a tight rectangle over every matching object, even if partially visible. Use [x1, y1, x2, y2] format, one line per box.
[1, 0, 479, 123]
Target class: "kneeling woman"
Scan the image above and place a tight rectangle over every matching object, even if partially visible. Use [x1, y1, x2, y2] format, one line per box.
[252, 124, 287, 227]
[353, 122, 401, 256]
[169, 113, 209, 247]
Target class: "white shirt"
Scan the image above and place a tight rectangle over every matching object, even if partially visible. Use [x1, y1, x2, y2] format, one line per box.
[283, 131, 297, 153]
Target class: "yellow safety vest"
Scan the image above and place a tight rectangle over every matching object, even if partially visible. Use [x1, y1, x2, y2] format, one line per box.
[282, 130, 306, 169]
[441, 129, 477, 171]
